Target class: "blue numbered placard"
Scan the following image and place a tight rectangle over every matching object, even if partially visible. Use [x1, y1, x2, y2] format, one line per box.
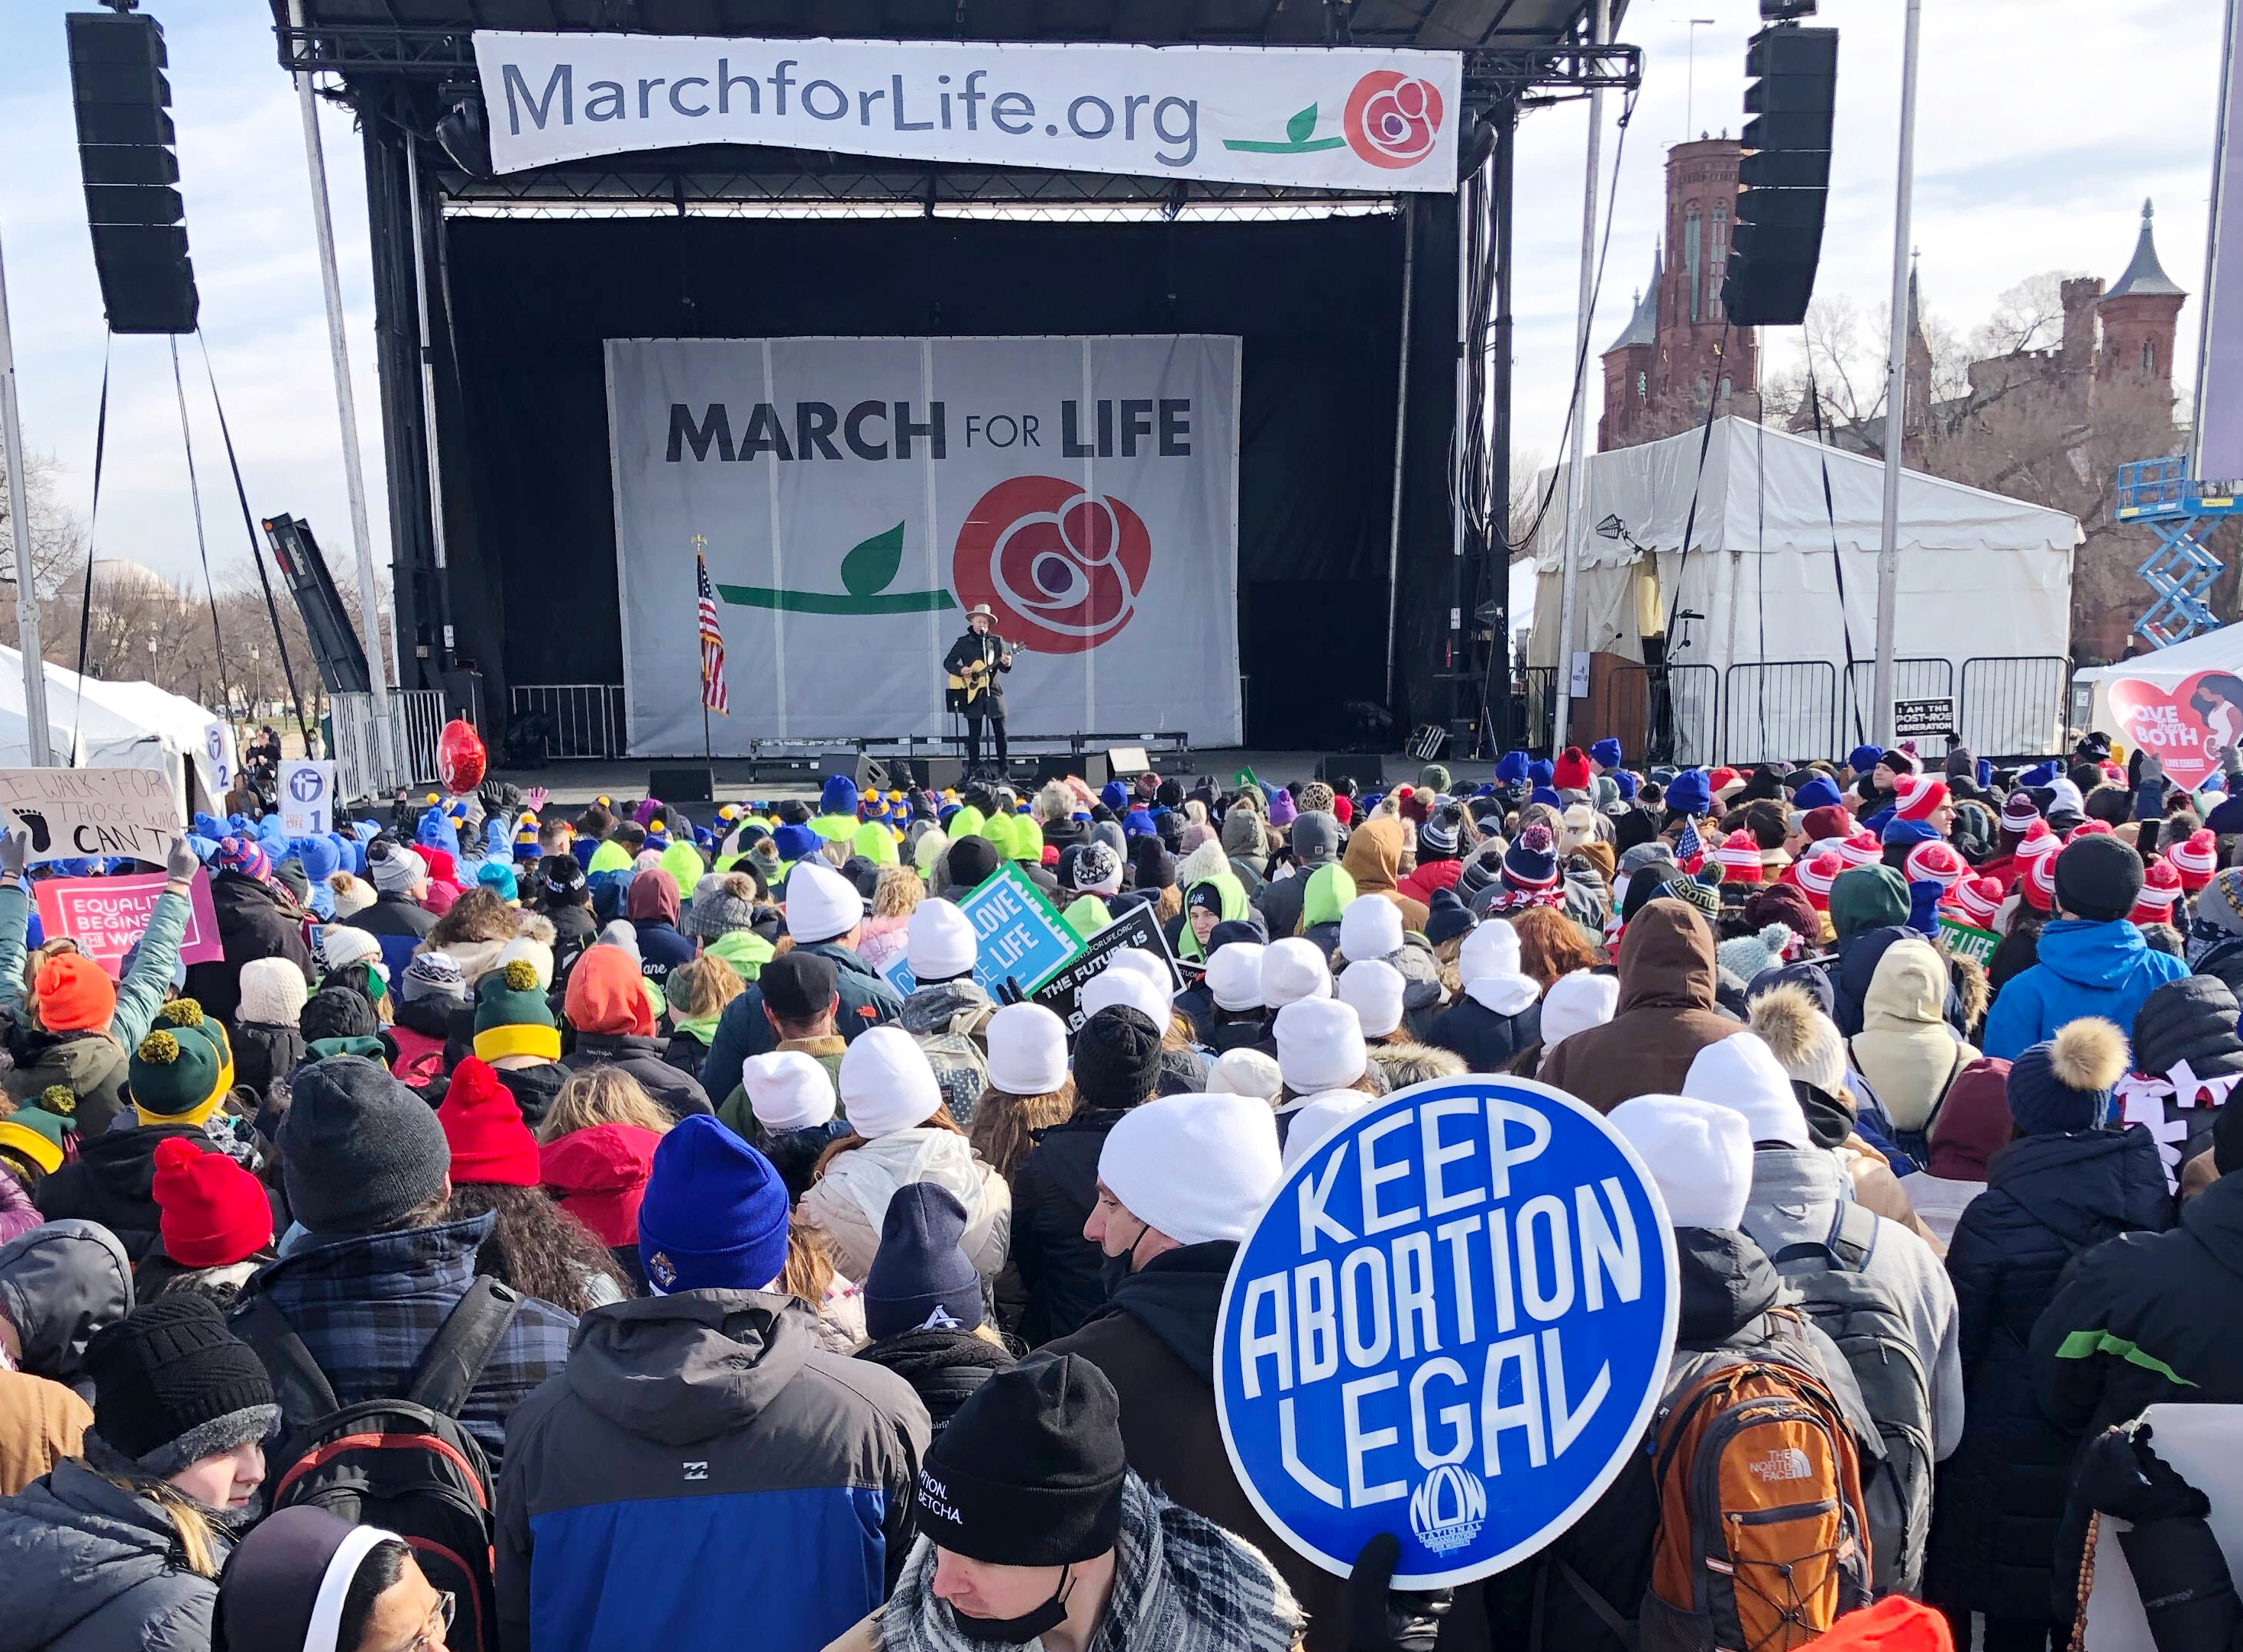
[1215, 1075, 1679, 1588]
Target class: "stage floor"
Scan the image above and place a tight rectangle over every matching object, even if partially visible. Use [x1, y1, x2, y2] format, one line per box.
[487, 749, 1493, 809]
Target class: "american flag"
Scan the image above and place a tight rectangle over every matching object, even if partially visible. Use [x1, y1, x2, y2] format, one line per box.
[1676, 816, 1704, 870]
[695, 548, 730, 715]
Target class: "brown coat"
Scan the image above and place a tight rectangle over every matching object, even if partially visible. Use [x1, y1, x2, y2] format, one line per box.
[1536, 900, 1737, 1110]
[0, 1369, 90, 1496]
[1341, 818, 1429, 934]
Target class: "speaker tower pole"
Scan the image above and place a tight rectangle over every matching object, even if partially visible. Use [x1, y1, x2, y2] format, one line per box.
[1871, 0, 1923, 749]
[0, 228, 52, 767]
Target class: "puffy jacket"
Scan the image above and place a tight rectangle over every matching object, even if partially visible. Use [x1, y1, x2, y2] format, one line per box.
[2131, 975, 2243, 1171]
[0, 1220, 133, 1391]
[1426, 974, 1542, 1072]
[345, 890, 436, 940]
[629, 920, 695, 991]
[1926, 1126, 2167, 1620]
[795, 1131, 1010, 1285]
[182, 870, 312, 1026]
[1536, 900, 1738, 1109]
[1850, 939, 1979, 1137]
[37, 1129, 281, 1266]
[0, 1457, 225, 1652]
[1340, 819, 1429, 933]
[852, 1325, 1013, 1436]
[699, 939, 904, 1107]
[1008, 1107, 1125, 1348]
[1044, 1240, 1346, 1651]
[558, 1033, 712, 1120]
[494, 1292, 929, 1652]
[1981, 919, 2188, 1061]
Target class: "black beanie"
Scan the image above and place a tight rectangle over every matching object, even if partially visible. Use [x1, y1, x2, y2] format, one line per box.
[539, 853, 588, 904]
[2054, 834, 2144, 923]
[1131, 839, 1176, 891]
[947, 835, 1001, 892]
[300, 984, 379, 1045]
[863, 1182, 985, 1340]
[280, 1056, 452, 1236]
[83, 1296, 277, 1476]
[1072, 1006, 1162, 1110]
[918, 1354, 1126, 1566]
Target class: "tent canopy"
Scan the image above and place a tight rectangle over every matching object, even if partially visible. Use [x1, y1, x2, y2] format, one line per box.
[2073, 622, 2243, 745]
[1523, 418, 2081, 759]
[0, 648, 229, 821]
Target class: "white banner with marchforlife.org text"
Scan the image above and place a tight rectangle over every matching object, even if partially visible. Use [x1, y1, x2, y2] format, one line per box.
[473, 33, 1461, 192]
[607, 335, 1241, 756]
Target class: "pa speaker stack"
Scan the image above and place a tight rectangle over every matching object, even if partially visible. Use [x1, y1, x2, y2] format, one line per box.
[1722, 25, 1838, 329]
[67, 10, 198, 335]
[647, 766, 714, 803]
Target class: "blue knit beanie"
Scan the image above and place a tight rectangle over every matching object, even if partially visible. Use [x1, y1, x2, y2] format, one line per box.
[1665, 768, 1712, 818]
[1791, 774, 1843, 811]
[2006, 1019, 2128, 1136]
[820, 774, 861, 818]
[1100, 781, 1129, 813]
[1529, 758, 1555, 788]
[1530, 785, 1563, 810]
[863, 1182, 984, 1340]
[1590, 738, 1623, 770]
[1496, 750, 1530, 787]
[1848, 745, 1885, 775]
[772, 823, 820, 862]
[415, 807, 460, 857]
[1881, 814, 1939, 849]
[636, 1116, 791, 1295]
[1123, 807, 1157, 838]
[1615, 771, 1639, 802]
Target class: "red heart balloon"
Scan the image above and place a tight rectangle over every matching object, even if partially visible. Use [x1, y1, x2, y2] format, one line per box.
[436, 718, 487, 795]
[2105, 669, 2243, 788]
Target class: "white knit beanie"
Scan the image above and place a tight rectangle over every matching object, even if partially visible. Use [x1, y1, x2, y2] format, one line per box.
[329, 874, 376, 919]
[837, 1026, 945, 1137]
[1280, 1089, 1377, 1171]
[238, 957, 309, 1027]
[1539, 970, 1619, 1050]
[1338, 894, 1403, 962]
[1079, 963, 1173, 1030]
[985, 1002, 1070, 1096]
[1260, 936, 1332, 1009]
[1098, 1091, 1282, 1246]
[1681, 1031, 1810, 1147]
[497, 936, 555, 991]
[744, 1049, 838, 1133]
[1275, 996, 1367, 1094]
[1206, 942, 1267, 1012]
[907, 899, 978, 982]
[1336, 959, 1406, 1039]
[1607, 1094, 1753, 1230]
[1459, 918, 1523, 983]
[1208, 1046, 1283, 1103]
[785, 860, 862, 946]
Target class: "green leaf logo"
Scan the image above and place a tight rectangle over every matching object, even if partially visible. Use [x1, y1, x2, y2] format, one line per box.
[840, 522, 905, 597]
[1286, 103, 1317, 144]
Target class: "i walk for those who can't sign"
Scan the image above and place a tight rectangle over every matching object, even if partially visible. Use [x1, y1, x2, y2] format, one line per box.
[1215, 1075, 1679, 1588]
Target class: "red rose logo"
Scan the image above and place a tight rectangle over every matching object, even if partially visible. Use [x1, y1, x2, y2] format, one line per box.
[952, 477, 1151, 654]
[1345, 71, 1443, 170]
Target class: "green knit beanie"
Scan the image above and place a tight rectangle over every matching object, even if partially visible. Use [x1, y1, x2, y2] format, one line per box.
[474, 958, 561, 1063]
[130, 1024, 223, 1117]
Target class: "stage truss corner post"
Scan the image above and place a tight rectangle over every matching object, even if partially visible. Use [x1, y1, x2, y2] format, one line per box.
[1482, 99, 1520, 760]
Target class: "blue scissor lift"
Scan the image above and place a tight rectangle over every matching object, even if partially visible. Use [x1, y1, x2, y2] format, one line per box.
[2115, 454, 2240, 647]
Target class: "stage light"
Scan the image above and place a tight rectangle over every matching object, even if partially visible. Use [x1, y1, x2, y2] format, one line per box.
[1759, 0, 1817, 18]
[1458, 117, 1499, 182]
[435, 94, 492, 179]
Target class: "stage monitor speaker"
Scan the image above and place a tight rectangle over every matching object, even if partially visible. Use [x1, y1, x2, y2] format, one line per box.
[887, 756, 965, 792]
[1722, 25, 1837, 328]
[648, 765, 714, 803]
[853, 755, 898, 795]
[1032, 753, 1109, 787]
[67, 11, 198, 335]
[1316, 753, 1384, 790]
[1105, 745, 1152, 778]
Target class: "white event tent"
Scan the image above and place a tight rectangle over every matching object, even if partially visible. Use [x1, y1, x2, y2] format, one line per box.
[0, 645, 234, 819]
[1523, 418, 2082, 758]
[2072, 622, 2243, 735]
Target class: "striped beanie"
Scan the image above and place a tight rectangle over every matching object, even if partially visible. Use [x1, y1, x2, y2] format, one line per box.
[2022, 847, 2059, 913]
[2170, 828, 2219, 892]
[1717, 830, 1763, 883]
[1795, 851, 1843, 910]
[213, 836, 270, 884]
[1950, 875, 2004, 926]
[2131, 857, 2185, 928]
[1904, 840, 1966, 893]
[1501, 824, 1560, 894]
[1895, 774, 1950, 822]
[1999, 790, 2041, 836]
[2015, 820, 2060, 867]
[1837, 829, 1882, 870]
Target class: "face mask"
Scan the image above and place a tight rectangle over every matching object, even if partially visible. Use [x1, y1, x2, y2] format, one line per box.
[944, 1565, 1075, 1645]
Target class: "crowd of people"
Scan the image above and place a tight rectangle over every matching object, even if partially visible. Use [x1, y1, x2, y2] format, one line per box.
[0, 734, 2239, 1652]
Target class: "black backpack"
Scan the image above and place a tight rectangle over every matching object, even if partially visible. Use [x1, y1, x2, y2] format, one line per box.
[243, 1280, 519, 1652]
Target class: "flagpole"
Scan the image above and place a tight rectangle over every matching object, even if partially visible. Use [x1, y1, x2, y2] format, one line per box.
[694, 533, 715, 767]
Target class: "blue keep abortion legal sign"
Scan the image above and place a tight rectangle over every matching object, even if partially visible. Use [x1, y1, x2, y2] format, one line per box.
[1215, 1075, 1679, 1588]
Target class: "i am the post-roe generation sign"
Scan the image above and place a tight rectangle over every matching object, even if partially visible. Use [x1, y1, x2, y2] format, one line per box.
[1215, 1076, 1678, 1588]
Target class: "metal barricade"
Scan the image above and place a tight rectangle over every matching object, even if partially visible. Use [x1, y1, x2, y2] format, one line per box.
[510, 684, 625, 760]
[1521, 668, 1558, 755]
[1721, 661, 1837, 766]
[1603, 664, 1719, 768]
[1842, 658, 1955, 758]
[330, 689, 445, 800]
[1960, 656, 2070, 758]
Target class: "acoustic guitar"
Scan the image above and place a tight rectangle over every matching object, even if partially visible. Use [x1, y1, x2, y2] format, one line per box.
[947, 641, 1027, 711]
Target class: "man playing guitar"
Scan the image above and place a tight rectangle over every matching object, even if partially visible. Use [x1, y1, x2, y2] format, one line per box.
[943, 603, 1015, 776]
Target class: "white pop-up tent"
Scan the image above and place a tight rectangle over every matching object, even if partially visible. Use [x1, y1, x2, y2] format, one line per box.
[0, 647, 230, 820]
[2073, 622, 2243, 785]
[1525, 417, 2082, 758]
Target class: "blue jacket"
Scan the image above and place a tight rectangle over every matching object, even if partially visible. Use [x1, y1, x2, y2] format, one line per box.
[1980, 919, 2187, 1060]
[494, 1292, 927, 1652]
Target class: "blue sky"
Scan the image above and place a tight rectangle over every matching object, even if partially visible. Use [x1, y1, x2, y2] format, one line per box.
[0, 0, 2227, 591]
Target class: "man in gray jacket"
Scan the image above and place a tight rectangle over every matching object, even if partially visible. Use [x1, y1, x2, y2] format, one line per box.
[1253, 810, 1343, 943]
[496, 1115, 929, 1652]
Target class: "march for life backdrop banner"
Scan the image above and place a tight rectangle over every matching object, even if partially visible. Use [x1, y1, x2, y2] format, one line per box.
[475, 33, 1462, 194]
[607, 335, 1242, 755]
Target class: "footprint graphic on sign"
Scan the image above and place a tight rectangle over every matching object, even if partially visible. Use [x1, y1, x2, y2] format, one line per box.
[13, 811, 50, 854]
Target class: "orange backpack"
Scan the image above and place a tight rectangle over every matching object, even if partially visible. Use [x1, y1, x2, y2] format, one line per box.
[1636, 1329, 1875, 1652]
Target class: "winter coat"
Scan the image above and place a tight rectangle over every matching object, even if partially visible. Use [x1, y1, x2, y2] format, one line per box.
[895, 980, 994, 1125]
[0, 881, 191, 1138]
[1981, 919, 2189, 1061]
[496, 1292, 927, 1652]
[0, 1457, 226, 1652]
[795, 1130, 1011, 1285]
[1850, 941, 1979, 1136]
[1740, 1146, 1965, 1459]
[942, 628, 1010, 708]
[345, 891, 436, 940]
[0, 1371, 89, 1497]
[493, 1060, 568, 1130]
[229, 1021, 306, 1105]
[1398, 855, 1465, 910]
[37, 1128, 281, 1266]
[1484, 1226, 1879, 1652]
[1340, 819, 1429, 933]
[231, 1213, 577, 1473]
[852, 1325, 1013, 1436]
[1827, 924, 1975, 1041]
[1008, 1107, 1128, 1348]
[416, 936, 510, 988]
[2129, 974, 2243, 1172]
[1254, 860, 1333, 945]
[659, 1026, 714, 1085]
[183, 870, 312, 1026]
[700, 939, 904, 1108]
[0, 1219, 134, 1392]
[539, 1123, 661, 1288]
[1927, 1127, 2169, 1619]
[1426, 975, 1541, 1072]
[541, 902, 598, 981]
[558, 1033, 711, 1121]
[1535, 901, 1738, 1110]
[629, 919, 695, 992]
[1044, 1240, 1346, 1652]
[2190, 933, 2243, 1004]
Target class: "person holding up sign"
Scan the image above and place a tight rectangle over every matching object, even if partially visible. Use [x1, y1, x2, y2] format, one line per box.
[0, 831, 204, 1139]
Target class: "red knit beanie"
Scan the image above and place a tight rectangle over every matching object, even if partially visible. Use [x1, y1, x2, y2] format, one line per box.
[1812, 1593, 1953, 1652]
[438, 1057, 542, 1187]
[1552, 745, 1594, 793]
[36, 951, 117, 1033]
[151, 1135, 273, 1269]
